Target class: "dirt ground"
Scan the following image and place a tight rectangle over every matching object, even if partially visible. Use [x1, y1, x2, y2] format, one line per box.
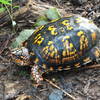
[0, 0, 100, 100]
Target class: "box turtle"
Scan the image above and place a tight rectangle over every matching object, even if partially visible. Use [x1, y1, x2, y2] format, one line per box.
[11, 15, 100, 84]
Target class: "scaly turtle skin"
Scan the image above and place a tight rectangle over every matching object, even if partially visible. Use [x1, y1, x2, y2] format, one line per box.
[11, 15, 100, 84]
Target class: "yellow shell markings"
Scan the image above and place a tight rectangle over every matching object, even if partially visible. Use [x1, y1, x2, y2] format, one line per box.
[33, 34, 44, 45]
[61, 20, 69, 26]
[77, 31, 88, 51]
[42, 41, 61, 64]
[34, 58, 39, 63]
[62, 36, 77, 60]
[67, 26, 73, 30]
[47, 41, 56, 58]
[75, 17, 81, 23]
[69, 43, 77, 55]
[50, 18, 59, 23]
[34, 25, 45, 34]
[62, 54, 79, 63]
[91, 32, 97, 43]
[48, 45, 59, 59]
[80, 35, 88, 50]
[49, 66, 54, 71]
[63, 42, 70, 56]
[74, 63, 80, 68]
[62, 36, 70, 42]
[77, 31, 84, 36]
[62, 38, 69, 57]
[49, 45, 55, 51]
[50, 51, 55, 58]
[62, 52, 78, 63]
[58, 66, 63, 71]
[57, 65, 71, 71]
[61, 20, 73, 31]
[62, 50, 66, 57]
[83, 57, 92, 63]
[48, 41, 54, 45]
[94, 48, 100, 58]
[62, 48, 77, 63]
[48, 25, 58, 35]
[64, 66, 71, 70]
[42, 46, 49, 59]
[42, 64, 47, 69]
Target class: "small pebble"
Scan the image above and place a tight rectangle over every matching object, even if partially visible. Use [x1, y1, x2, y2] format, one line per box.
[49, 89, 63, 100]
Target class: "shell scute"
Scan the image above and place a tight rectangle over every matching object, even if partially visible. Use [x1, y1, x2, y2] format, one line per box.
[26, 15, 99, 72]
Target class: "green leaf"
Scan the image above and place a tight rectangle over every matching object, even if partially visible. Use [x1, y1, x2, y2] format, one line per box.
[34, 16, 49, 27]
[0, 0, 11, 5]
[13, 5, 20, 9]
[11, 29, 34, 48]
[45, 7, 61, 20]
[0, 7, 5, 13]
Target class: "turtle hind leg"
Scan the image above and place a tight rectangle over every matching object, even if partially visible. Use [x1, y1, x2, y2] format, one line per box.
[90, 47, 100, 63]
[31, 64, 43, 85]
[82, 47, 100, 69]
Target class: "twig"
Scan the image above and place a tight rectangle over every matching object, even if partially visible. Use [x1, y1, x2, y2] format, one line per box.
[39, 88, 48, 92]
[4, 4, 13, 23]
[56, 0, 60, 7]
[33, 95, 42, 100]
[45, 79, 76, 100]
[84, 64, 100, 69]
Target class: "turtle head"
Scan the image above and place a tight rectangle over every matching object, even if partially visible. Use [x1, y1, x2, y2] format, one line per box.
[11, 47, 30, 66]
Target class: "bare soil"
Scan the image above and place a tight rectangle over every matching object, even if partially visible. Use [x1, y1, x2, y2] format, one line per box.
[0, 0, 100, 100]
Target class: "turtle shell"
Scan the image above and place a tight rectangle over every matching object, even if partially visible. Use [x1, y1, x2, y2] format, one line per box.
[26, 15, 100, 72]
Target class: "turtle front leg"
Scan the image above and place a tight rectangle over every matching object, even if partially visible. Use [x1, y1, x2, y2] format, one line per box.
[31, 64, 43, 85]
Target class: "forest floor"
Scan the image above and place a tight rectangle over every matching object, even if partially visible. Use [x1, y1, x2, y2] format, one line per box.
[0, 0, 100, 100]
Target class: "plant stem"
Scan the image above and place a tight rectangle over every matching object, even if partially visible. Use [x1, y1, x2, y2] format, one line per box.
[4, 4, 13, 25]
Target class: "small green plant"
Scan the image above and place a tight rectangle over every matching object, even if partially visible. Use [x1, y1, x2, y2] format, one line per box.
[34, 7, 61, 27]
[0, 0, 19, 27]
